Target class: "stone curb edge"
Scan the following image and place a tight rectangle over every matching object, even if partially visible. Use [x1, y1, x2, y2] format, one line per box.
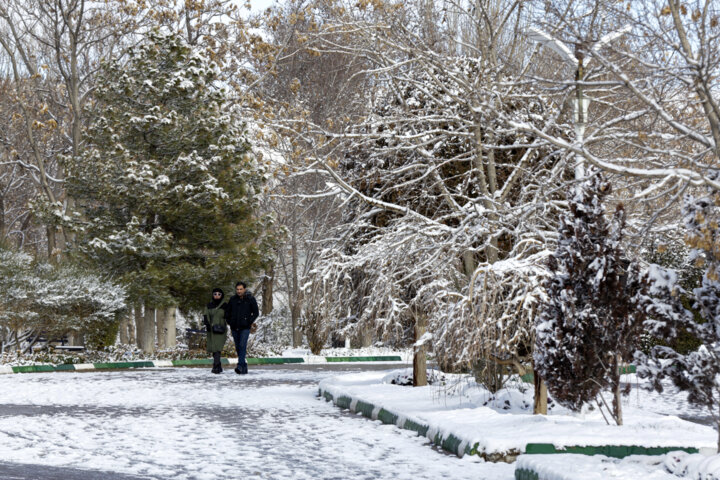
[318, 386, 492, 460]
[0, 355, 404, 374]
[318, 386, 709, 467]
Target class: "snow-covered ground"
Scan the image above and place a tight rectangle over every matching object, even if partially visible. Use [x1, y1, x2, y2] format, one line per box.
[0, 365, 512, 480]
[516, 450, 720, 480]
[319, 369, 718, 459]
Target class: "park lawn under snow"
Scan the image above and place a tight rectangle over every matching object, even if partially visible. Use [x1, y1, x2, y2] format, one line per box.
[515, 450, 720, 480]
[318, 369, 718, 459]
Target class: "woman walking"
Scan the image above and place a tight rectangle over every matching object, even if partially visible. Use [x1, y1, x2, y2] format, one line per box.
[203, 287, 228, 374]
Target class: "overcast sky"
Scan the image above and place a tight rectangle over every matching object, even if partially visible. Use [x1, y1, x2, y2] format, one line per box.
[246, 0, 277, 13]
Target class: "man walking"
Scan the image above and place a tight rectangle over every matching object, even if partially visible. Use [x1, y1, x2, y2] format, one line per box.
[225, 281, 259, 374]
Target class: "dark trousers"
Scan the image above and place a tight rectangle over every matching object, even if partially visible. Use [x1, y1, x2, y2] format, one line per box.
[231, 328, 250, 368]
[212, 351, 222, 371]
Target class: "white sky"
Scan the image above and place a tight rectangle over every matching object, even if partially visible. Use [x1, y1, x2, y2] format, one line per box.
[246, 0, 277, 13]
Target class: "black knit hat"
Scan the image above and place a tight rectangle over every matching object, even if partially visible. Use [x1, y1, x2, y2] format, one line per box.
[211, 287, 224, 299]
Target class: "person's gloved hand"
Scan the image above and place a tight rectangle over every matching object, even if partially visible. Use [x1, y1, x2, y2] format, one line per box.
[202, 315, 210, 331]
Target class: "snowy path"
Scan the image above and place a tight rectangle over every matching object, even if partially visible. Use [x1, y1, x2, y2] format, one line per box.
[0, 365, 513, 480]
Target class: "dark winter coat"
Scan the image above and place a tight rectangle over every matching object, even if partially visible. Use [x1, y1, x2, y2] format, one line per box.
[225, 292, 259, 331]
[204, 298, 228, 353]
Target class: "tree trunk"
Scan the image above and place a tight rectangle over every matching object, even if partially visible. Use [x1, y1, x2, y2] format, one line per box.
[612, 354, 623, 425]
[139, 305, 155, 354]
[134, 304, 143, 349]
[291, 301, 303, 347]
[291, 234, 303, 346]
[613, 379, 623, 426]
[533, 369, 548, 415]
[156, 309, 167, 349]
[67, 331, 84, 347]
[128, 311, 136, 345]
[462, 250, 475, 278]
[413, 314, 428, 387]
[0, 195, 5, 239]
[47, 226, 58, 263]
[162, 307, 177, 348]
[118, 313, 130, 344]
[261, 264, 274, 316]
[360, 325, 373, 348]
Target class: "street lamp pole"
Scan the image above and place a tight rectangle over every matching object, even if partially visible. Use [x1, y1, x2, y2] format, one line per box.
[527, 26, 631, 180]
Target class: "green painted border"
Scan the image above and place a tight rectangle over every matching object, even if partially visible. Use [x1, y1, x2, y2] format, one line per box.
[172, 359, 213, 366]
[12, 365, 55, 373]
[325, 356, 402, 362]
[515, 468, 540, 480]
[378, 408, 398, 425]
[247, 357, 304, 365]
[524, 443, 698, 458]
[403, 418, 430, 437]
[355, 400, 375, 418]
[93, 361, 155, 369]
[320, 388, 460, 457]
[335, 395, 352, 409]
[54, 364, 76, 371]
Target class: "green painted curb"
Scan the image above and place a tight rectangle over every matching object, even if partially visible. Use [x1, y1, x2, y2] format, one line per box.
[465, 442, 480, 456]
[12, 365, 55, 373]
[325, 356, 402, 362]
[335, 396, 352, 409]
[441, 433, 464, 455]
[515, 468, 540, 480]
[403, 418, 430, 437]
[247, 357, 304, 364]
[93, 361, 155, 369]
[355, 400, 375, 418]
[54, 364, 76, 371]
[524, 443, 698, 458]
[378, 408, 398, 425]
[319, 388, 459, 458]
[172, 359, 213, 366]
[619, 364, 637, 374]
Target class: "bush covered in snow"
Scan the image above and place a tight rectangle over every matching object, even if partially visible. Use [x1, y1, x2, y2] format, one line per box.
[0, 247, 127, 354]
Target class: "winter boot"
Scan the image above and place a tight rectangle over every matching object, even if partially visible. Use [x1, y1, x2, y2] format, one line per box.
[234, 366, 242, 374]
[241, 363, 248, 374]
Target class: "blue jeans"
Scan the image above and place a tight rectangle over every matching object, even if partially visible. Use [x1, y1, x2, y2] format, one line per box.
[231, 329, 250, 368]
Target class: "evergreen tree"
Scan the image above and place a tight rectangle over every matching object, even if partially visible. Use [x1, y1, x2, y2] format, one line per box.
[638, 186, 720, 449]
[67, 30, 271, 313]
[534, 172, 648, 425]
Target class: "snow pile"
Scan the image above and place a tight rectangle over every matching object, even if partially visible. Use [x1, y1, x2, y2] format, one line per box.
[516, 454, 676, 480]
[381, 368, 446, 386]
[319, 369, 717, 459]
[664, 451, 720, 479]
[516, 451, 720, 480]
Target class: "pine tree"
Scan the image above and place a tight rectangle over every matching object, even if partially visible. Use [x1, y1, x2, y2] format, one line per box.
[67, 30, 272, 316]
[534, 171, 647, 425]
